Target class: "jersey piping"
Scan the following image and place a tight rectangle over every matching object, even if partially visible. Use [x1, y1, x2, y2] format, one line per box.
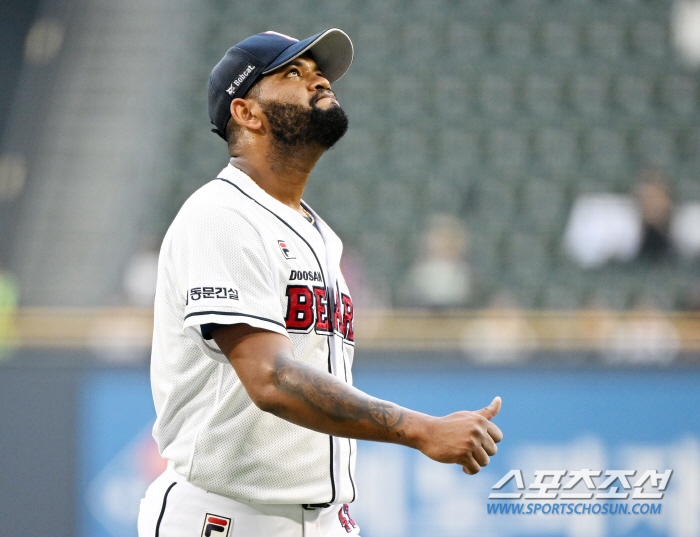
[155, 482, 177, 537]
[184, 310, 286, 328]
[348, 439, 356, 502]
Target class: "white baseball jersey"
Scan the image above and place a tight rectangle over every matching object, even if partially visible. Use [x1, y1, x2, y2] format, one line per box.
[150, 163, 357, 505]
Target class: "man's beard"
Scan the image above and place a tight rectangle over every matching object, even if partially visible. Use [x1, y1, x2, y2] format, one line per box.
[259, 95, 349, 150]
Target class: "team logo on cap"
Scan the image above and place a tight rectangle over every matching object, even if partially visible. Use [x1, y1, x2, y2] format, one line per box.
[226, 64, 256, 96]
[200, 513, 231, 537]
[278, 240, 295, 260]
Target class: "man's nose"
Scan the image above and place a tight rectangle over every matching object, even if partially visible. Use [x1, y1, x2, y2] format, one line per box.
[312, 74, 331, 91]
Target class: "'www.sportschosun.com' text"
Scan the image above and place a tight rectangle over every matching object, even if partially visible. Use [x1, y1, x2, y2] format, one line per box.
[487, 502, 662, 515]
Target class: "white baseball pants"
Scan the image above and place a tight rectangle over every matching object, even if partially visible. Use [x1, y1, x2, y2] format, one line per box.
[138, 466, 361, 537]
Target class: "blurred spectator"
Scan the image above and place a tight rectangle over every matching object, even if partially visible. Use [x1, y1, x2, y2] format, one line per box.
[402, 213, 471, 309]
[564, 168, 700, 268]
[673, 0, 700, 67]
[577, 292, 619, 353]
[635, 169, 673, 261]
[670, 202, 700, 259]
[122, 236, 161, 307]
[461, 290, 537, 364]
[563, 193, 641, 268]
[0, 256, 19, 359]
[603, 298, 680, 365]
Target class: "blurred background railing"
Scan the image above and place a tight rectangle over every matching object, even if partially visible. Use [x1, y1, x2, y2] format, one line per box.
[3, 307, 700, 357]
[2, 0, 700, 536]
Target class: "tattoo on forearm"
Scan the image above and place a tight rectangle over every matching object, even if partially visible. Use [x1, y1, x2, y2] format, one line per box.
[271, 354, 408, 436]
[367, 400, 401, 430]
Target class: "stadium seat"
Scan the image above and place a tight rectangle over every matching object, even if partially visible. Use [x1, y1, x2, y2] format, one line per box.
[524, 75, 564, 118]
[631, 20, 667, 60]
[480, 74, 516, 118]
[333, 74, 376, 127]
[405, 0, 451, 22]
[388, 128, 431, 174]
[675, 165, 700, 207]
[437, 128, 481, 171]
[521, 178, 567, 232]
[503, 233, 549, 294]
[571, 74, 610, 119]
[586, 21, 625, 60]
[354, 23, 396, 73]
[540, 21, 579, 59]
[475, 179, 517, 226]
[633, 128, 675, 169]
[494, 21, 533, 58]
[337, 128, 380, 174]
[398, 22, 442, 72]
[434, 76, 471, 125]
[614, 75, 652, 117]
[535, 127, 578, 172]
[660, 76, 697, 117]
[542, 280, 584, 309]
[373, 180, 419, 233]
[486, 128, 528, 171]
[445, 22, 487, 62]
[585, 128, 627, 173]
[388, 76, 428, 125]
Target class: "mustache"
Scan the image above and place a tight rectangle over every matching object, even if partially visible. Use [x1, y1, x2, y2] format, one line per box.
[309, 90, 337, 106]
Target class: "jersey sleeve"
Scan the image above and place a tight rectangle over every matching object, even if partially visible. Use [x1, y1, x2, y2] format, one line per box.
[177, 201, 288, 362]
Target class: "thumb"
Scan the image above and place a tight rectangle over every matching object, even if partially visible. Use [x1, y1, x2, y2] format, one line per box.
[475, 396, 501, 421]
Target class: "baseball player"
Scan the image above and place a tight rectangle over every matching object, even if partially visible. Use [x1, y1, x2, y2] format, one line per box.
[138, 28, 503, 537]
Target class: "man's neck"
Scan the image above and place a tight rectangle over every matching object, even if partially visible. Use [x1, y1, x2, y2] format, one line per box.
[230, 142, 324, 211]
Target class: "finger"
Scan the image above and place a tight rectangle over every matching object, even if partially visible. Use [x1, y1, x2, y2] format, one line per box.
[473, 445, 490, 467]
[487, 421, 504, 443]
[475, 396, 501, 421]
[462, 456, 481, 475]
[482, 433, 498, 456]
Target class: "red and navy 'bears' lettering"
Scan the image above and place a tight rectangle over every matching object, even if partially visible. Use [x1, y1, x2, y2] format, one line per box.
[341, 293, 354, 342]
[337, 503, 356, 532]
[333, 289, 344, 337]
[284, 284, 353, 341]
[285, 286, 314, 331]
[313, 286, 331, 334]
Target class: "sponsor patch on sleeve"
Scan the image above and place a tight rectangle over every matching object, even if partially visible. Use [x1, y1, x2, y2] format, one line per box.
[186, 281, 240, 309]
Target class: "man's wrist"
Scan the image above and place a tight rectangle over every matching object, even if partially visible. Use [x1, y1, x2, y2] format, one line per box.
[400, 410, 434, 452]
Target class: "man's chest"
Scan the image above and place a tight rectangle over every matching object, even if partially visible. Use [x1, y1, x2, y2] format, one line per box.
[259, 220, 354, 345]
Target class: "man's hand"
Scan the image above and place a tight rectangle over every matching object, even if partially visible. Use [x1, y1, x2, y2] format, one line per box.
[416, 397, 503, 475]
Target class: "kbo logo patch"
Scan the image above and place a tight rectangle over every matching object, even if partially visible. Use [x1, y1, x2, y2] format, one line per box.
[200, 513, 231, 537]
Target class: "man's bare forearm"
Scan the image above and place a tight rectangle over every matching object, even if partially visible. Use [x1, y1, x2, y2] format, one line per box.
[215, 324, 501, 471]
[262, 353, 427, 447]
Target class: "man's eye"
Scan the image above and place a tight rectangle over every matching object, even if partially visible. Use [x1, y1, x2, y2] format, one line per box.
[287, 68, 300, 76]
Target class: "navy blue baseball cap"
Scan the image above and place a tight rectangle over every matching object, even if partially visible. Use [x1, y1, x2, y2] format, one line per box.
[208, 28, 353, 140]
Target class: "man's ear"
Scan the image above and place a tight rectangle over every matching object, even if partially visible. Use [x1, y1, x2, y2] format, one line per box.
[230, 97, 263, 130]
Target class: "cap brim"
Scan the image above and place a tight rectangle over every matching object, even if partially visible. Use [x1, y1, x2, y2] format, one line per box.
[262, 28, 353, 84]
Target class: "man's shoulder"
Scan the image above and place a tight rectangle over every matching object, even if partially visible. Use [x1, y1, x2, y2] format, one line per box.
[177, 179, 250, 221]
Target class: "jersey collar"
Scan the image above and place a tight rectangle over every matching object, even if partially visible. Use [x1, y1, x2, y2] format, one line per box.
[216, 163, 340, 253]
